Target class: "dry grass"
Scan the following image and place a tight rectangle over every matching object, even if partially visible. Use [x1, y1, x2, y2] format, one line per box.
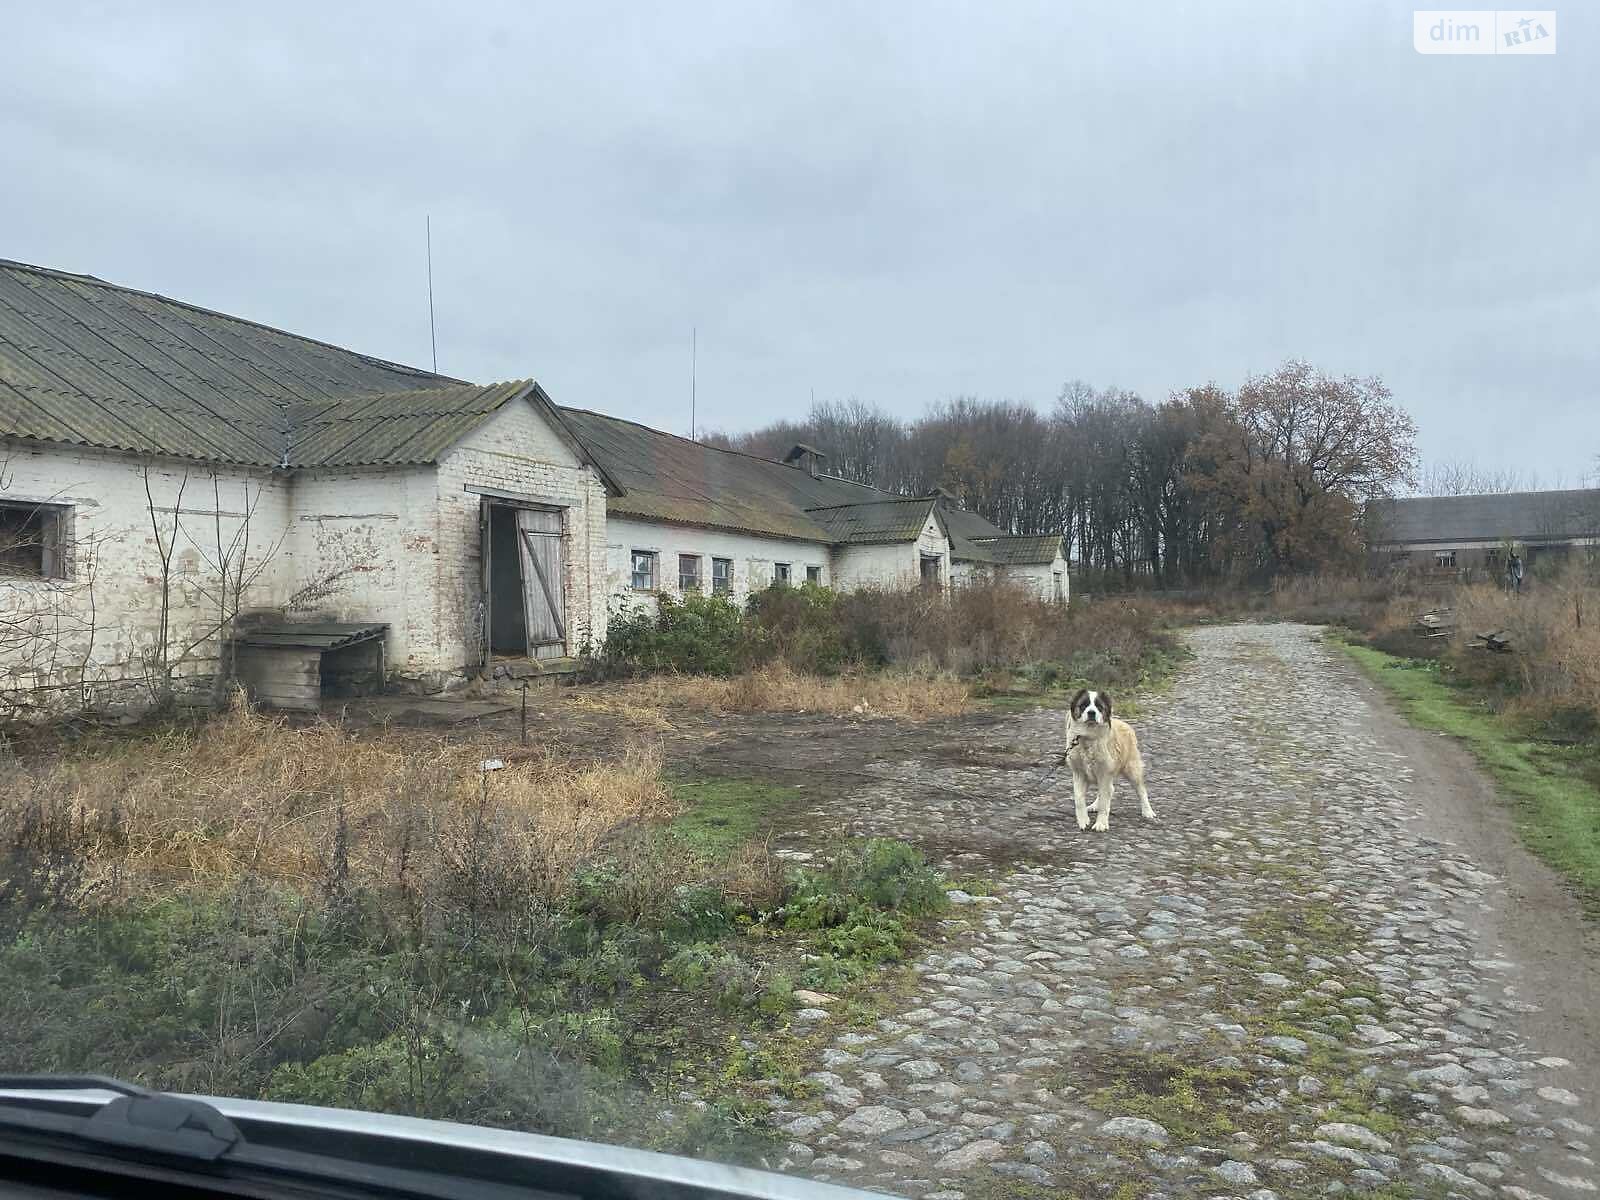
[2, 698, 673, 900]
[571, 662, 970, 722]
[1453, 572, 1600, 721]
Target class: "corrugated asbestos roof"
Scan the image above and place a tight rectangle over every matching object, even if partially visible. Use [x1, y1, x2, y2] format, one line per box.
[557, 406, 979, 544]
[231, 621, 389, 649]
[969, 534, 1067, 565]
[0, 258, 1050, 553]
[805, 497, 938, 544]
[0, 259, 535, 468]
[1372, 489, 1600, 545]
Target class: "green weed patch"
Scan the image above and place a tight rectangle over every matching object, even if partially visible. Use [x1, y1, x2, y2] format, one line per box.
[1334, 636, 1600, 910]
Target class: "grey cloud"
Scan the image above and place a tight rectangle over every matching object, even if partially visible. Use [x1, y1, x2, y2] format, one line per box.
[6, 0, 1595, 480]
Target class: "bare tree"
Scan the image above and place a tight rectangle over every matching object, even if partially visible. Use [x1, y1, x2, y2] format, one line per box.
[140, 462, 188, 707]
[1417, 458, 1531, 496]
[139, 463, 285, 710]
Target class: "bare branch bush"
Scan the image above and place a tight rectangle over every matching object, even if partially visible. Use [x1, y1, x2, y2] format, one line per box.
[138, 463, 286, 711]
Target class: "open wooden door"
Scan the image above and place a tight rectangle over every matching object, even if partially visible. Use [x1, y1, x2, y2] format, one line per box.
[516, 509, 566, 659]
[477, 496, 494, 674]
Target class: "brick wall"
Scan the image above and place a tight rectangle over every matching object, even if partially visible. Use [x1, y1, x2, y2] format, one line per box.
[1, 440, 293, 713]
[605, 517, 829, 618]
[435, 401, 609, 671]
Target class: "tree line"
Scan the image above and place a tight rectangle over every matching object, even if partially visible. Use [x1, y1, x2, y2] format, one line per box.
[703, 359, 1419, 584]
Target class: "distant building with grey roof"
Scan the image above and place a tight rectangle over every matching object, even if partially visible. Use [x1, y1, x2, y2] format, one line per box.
[1369, 488, 1600, 577]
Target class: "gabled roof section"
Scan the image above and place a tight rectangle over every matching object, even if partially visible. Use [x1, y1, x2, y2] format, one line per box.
[559, 407, 879, 541]
[285, 380, 537, 467]
[805, 496, 938, 545]
[1372, 489, 1600, 545]
[967, 534, 1067, 565]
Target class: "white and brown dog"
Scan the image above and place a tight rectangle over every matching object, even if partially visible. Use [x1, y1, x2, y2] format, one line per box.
[1066, 688, 1154, 833]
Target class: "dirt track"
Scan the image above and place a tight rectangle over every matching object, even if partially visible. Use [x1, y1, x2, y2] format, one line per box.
[742, 623, 1600, 1198]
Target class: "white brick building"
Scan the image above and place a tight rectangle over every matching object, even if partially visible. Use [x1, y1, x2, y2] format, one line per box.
[1, 259, 1065, 713]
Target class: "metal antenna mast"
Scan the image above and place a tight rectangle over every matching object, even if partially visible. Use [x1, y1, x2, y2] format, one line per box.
[426, 215, 438, 372]
[691, 326, 697, 440]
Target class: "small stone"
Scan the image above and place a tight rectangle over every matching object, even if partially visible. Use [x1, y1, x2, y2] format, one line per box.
[881, 1124, 942, 1144]
[1213, 1160, 1260, 1186]
[1540, 1166, 1599, 1192]
[991, 1163, 1053, 1184]
[935, 1139, 1006, 1170]
[1538, 1086, 1582, 1107]
[793, 990, 838, 1007]
[837, 1106, 910, 1137]
[879, 1150, 920, 1167]
[1417, 1162, 1490, 1194]
[1296, 1075, 1325, 1097]
[811, 1153, 864, 1171]
[1257, 972, 1294, 988]
[1408, 1063, 1471, 1087]
[1262, 1035, 1310, 1058]
[1097, 1116, 1169, 1146]
[1353, 1024, 1401, 1045]
[1022, 1140, 1056, 1163]
[781, 1115, 826, 1137]
[897, 1059, 941, 1079]
[795, 1007, 831, 1022]
[1314, 1122, 1392, 1152]
[1453, 1105, 1509, 1127]
[946, 889, 975, 905]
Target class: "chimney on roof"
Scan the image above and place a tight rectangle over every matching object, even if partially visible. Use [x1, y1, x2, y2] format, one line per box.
[783, 443, 828, 478]
[932, 486, 959, 507]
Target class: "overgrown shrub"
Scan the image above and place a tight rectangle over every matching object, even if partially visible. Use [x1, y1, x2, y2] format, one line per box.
[594, 578, 1180, 697]
[744, 583, 848, 673]
[601, 592, 747, 675]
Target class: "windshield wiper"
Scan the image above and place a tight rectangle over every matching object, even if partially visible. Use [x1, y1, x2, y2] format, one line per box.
[0, 1076, 561, 1199]
[0, 1075, 152, 1098]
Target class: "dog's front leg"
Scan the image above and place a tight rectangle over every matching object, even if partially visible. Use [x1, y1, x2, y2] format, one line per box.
[1132, 762, 1156, 821]
[1071, 765, 1090, 831]
[1092, 778, 1113, 833]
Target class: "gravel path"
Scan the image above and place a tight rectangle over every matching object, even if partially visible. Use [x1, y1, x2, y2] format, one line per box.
[769, 623, 1599, 1199]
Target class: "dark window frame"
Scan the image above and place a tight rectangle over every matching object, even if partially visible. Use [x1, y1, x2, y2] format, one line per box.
[773, 562, 791, 586]
[805, 564, 822, 584]
[678, 553, 703, 592]
[711, 557, 733, 594]
[0, 499, 72, 580]
[630, 549, 659, 591]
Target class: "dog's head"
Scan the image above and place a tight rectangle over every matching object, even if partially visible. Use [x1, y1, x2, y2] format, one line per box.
[1070, 688, 1112, 727]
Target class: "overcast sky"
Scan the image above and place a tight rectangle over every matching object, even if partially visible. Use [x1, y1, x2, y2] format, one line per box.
[7, 2, 1596, 485]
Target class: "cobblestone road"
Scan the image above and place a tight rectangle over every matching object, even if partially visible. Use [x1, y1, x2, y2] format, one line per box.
[769, 624, 1598, 1200]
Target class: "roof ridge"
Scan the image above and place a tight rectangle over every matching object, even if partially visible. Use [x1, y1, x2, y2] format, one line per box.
[0, 257, 465, 388]
[803, 495, 931, 513]
[294, 377, 534, 406]
[1398, 486, 1600, 502]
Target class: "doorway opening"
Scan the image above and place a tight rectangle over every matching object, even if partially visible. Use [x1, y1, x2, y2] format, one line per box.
[488, 505, 527, 655]
[481, 499, 567, 665]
